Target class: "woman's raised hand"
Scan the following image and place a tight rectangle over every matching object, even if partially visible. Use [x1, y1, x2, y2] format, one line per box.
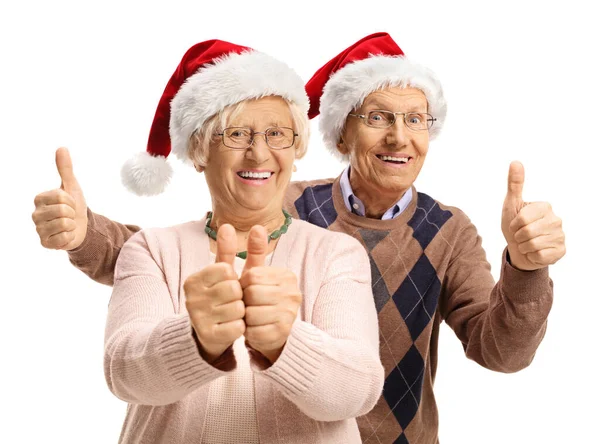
[240, 226, 303, 364]
[184, 224, 246, 363]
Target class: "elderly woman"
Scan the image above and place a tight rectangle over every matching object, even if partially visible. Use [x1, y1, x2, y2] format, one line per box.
[33, 40, 384, 443]
[33, 33, 565, 444]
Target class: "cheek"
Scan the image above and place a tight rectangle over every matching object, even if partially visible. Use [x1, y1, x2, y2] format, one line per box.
[275, 152, 295, 173]
[222, 153, 241, 172]
[207, 156, 237, 186]
[413, 137, 429, 158]
[352, 133, 379, 160]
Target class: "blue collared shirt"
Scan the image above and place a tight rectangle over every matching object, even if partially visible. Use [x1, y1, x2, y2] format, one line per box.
[339, 166, 413, 220]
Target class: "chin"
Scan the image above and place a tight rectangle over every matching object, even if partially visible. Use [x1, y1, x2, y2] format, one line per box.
[380, 178, 414, 193]
[243, 197, 281, 212]
[241, 200, 269, 211]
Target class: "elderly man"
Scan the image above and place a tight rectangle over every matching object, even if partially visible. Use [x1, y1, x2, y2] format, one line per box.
[32, 33, 565, 443]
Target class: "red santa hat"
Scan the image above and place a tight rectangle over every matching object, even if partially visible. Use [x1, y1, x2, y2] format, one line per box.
[305, 32, 447, 162]
[122, 39, 310, 196]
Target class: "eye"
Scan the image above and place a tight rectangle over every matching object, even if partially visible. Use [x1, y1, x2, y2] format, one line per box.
[407, 114, 423, 124]
[228, 128, 251, 138]
[367, 111, 394, 126]
[267, 128, 283, 137]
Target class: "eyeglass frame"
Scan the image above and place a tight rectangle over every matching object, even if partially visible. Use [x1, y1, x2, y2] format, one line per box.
[216, 126, 299, 150]
[348, 110, 437, 131]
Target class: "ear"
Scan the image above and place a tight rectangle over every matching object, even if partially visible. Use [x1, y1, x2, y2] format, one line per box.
[194, 164, 205, 173]
[336, 136, 349, 155]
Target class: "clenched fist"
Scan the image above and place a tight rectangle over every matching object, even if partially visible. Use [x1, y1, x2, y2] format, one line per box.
[240, 226, 303, 364]
[31, 148, 88, 250]
[501, 161, 566, 271]
[184, 224, 245, 363]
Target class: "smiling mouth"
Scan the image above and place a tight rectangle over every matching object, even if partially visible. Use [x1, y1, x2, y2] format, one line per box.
[376, 154, 412, 164]
[237, 171, 274, 180]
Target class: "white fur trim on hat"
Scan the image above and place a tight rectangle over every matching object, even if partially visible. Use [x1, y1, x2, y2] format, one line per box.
[170, 50, 310, 163]
[121, 152, 173, 196]
[319, 55, 447, 162]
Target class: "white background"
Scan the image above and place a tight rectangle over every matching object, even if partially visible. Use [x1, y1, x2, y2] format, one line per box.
[2, 0, 599, 442]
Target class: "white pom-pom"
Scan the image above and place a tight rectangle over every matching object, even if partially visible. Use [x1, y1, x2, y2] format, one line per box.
[121, 152, 173, 196]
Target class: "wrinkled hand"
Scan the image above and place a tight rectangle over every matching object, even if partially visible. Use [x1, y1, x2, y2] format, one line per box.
[31, 148, 88, 250]
[240, 226, 302, 364]
[501, 161, 566, 271]
[184, 224, 245, 363]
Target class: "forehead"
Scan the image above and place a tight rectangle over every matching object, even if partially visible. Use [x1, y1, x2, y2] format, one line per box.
[230, 96, 292, 126]
[361, 86, 428, 110]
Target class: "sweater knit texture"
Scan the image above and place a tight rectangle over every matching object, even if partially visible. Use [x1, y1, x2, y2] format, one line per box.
[69, 173, 553, 444]
[201, 253, 270, 444]
[103, 217, 384, 443]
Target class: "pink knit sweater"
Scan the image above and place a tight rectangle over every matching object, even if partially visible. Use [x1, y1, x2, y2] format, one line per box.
[105, 217, 384, 443]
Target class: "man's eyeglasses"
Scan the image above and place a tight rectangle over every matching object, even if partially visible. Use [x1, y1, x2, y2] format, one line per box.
[217, 127, 298, 150]
[348, 110, 436, 131]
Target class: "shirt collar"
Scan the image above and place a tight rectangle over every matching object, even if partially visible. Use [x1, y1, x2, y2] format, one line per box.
[339, 166, 413, 220]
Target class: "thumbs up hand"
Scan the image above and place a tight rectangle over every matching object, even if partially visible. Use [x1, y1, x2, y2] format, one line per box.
[31, 148, 88, 250]
[184, 224, 245, 363]
[240, 226, 302, 364]
[501, 161, 566, 271]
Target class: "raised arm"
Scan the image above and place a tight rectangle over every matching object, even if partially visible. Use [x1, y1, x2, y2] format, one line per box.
[440, 220, 553, 372]
[32, 148, 141, 286]
[440, 162, 564, 372]
[105, 229, 227, 405]
[67, 209, 140, 285]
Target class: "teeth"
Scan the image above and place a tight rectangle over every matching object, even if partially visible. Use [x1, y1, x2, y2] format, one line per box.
[379, 155, 409, 163]
[239, 171, 272, 179]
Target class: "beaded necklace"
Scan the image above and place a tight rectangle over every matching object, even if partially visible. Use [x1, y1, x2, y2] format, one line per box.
[204, 210, 293, 259]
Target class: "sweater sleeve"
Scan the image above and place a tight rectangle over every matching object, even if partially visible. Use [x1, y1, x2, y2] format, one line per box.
[104, 230, 227, 406]
[440, 218, 553, 373]
[67, 208, 141, 286]
[256, 234, 385, 421]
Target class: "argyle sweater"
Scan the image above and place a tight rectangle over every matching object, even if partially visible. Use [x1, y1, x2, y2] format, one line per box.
[68, 174, 553, 444]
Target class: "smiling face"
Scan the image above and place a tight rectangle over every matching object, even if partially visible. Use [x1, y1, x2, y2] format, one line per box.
[339, 86, 430, 200]
[202, 96, 297, 215]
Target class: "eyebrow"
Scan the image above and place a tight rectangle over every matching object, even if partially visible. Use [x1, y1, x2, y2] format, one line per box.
[268, 121, 290, 127]
[362, 100, 427, 113]
[232, 121, 290, 128]
[362, 100, 388, 110]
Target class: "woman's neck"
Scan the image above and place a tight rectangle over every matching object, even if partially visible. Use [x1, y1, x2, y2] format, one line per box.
[208, 205, 286, 255]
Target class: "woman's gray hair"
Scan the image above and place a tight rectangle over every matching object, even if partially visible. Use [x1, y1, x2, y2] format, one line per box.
[188, 98, 309, 167]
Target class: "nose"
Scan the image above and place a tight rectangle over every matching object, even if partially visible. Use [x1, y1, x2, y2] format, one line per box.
[245, 134, 271, 164]
[385, 117, 408, 146]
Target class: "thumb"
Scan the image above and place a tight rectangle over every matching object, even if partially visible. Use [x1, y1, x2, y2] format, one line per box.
[242, 225, 268, 274]
[506, 161, 525, 203]
[215, 224, 237, 266]
[56, 147, 81, 193]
